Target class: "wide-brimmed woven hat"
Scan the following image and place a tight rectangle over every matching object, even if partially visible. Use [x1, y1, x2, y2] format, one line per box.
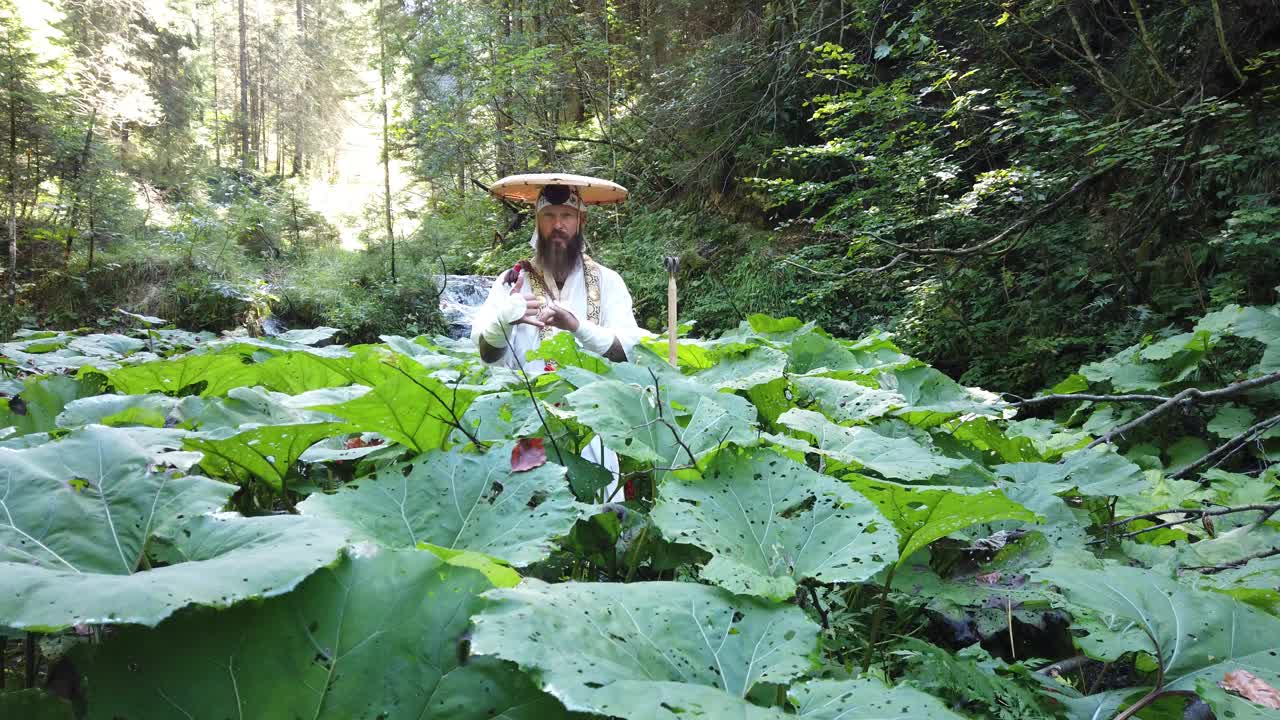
[489, 173, 628, 205]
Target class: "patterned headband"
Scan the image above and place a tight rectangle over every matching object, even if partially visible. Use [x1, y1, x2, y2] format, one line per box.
[535, 184, 586, 212]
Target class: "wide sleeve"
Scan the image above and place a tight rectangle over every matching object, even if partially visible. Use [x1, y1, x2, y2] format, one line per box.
[469, 274, 517, 367]
[598, 267, 652, 361]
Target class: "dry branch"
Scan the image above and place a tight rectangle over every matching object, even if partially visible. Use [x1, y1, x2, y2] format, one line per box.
[1086, 371, 1280, 448]
[1096, 502, 1280, 543]
[1183, 546, 1280, 575]
[1170, 413, 1280, 479]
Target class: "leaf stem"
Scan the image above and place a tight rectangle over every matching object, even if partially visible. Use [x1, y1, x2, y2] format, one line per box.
[861, 563, 897, 672]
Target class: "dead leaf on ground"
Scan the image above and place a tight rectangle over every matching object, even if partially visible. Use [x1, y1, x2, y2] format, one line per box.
[511, 437, 547, 472]
[1219, 669, 1280, 709]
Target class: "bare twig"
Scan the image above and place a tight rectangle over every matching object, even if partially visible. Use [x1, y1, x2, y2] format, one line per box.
[807, 585, 830, 630]
[1087, 371, 1280, 448]
[1171, 413, 1280, 479]
[1011, 391, 1168, 406]
[1183, 546, 1280, 575]
[1128, 0, 1176, 89]
[1039, 655, 1091, 677]
[1209, 0, 1246, 85]
[1096, 502, 1280, 543]
[853, 252, 909, 274]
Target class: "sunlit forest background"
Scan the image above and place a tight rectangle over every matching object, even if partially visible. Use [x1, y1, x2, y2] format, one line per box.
[2, 0, 1278, 393]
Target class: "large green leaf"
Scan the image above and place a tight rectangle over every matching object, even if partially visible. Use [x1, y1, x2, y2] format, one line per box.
[470, 580, 820, 720]
[175, 385, 353, 432]
[73, 549, 575, 720]
[652, 447, 898, 599]
[299, 443, 581, 566]
[0, 425, 353, 629]
[785, 330, 906, 376]
[880, 366, 1006, 426]
[789, 678, 966, 720]
[1034, 562, 1280, 684]
[791, 376, 904, 424]
[186, 421, 348, 489]
[994, 446, 1148, 497]
[777, 409, 972, 482]
[459, 391, 547, 441]
[93, 350, 257, 396]
[0, 425, 230, 576]
[2, 511, 348, 630]
[0, 375, 97, 436]
[566, 378, 757, 468]
[846, 476, 1038, 564]
[313, 364, 477, 452]
[688, 345, 789, 391]
[56, 392, 178, 428]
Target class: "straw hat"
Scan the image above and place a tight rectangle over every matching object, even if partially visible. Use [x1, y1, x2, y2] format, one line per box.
[489, 173, 629, 206]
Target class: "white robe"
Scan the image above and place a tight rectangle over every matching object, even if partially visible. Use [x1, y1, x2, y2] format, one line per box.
[470, 255, 650, 501]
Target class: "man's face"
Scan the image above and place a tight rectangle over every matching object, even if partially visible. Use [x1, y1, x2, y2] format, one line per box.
[537, 206, 582, 250]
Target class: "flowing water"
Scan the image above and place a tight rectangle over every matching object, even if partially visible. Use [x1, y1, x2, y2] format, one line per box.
[437, 275, 493, 339]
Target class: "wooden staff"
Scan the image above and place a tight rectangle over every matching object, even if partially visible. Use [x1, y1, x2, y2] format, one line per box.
[663, 256, 679, 366]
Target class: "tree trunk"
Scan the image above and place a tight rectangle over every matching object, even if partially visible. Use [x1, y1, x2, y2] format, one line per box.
[86, 193, 95, 271]
[7, 36, 17, 307]
[378, 0, 395, 282]
[64, 107, 96, 266]
[237, 0, 250, 169]
[19, 136, 37, 222]
[493, 0, 514, 176]
[213, 39, 221, 168]
[292, 0, 305, 176]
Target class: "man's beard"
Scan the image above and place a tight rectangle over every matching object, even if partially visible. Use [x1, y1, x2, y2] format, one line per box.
[535, 229, 585, 283]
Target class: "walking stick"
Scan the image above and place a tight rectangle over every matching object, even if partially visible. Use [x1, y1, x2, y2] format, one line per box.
[663, 256, 679, 366]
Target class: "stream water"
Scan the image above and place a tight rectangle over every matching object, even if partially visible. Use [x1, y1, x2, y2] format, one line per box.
[436, 274, 493, 339]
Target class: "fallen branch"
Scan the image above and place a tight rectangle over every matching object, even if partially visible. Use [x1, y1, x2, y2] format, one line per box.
[1039, 655, 1091, 678]
[1096, 502, 1280, 543]
[1011, 391, 1168, 406]
[853, 252, 909, 274]
[1183, 546, 1280, 575]
[1170, 413, 1280, 479]
[1087, 371, 1280, 448]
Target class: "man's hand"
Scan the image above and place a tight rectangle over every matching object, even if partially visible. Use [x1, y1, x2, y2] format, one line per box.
[509, 274, 545, 328]
[538, 301, 580, 332]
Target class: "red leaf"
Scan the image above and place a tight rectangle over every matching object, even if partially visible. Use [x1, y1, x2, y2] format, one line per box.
[511, 437, 547, 473]
[544, 360, 558, 372]
[1220, 670, 1280, 709]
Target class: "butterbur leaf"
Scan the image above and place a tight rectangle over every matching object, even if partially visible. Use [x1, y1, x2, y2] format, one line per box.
[73, 550, 576, 720]
[1034, 562, 1280, 687]
[4, 508, 349, 631]
[185, 422, 348, 490]
[847, 476, 1038, 564]
[776, 409, 973, 482]
[299, 443, 581, 566]
[470, 580, 819, 720]
[511, 437, 547, 472]
[652, 447, 898, 599]
[313, 364, 477, 452]
[789, 678, 967, 719]
[1219, 670, 1280, 709]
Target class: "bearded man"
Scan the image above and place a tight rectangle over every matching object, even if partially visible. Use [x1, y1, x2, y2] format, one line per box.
[471, 174, 647, 373]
